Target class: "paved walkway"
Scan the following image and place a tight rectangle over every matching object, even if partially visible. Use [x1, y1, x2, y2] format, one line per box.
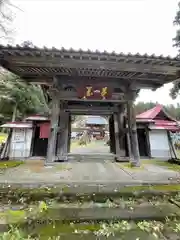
[0, 160, 179, 185]
[70, 140, 110, 154]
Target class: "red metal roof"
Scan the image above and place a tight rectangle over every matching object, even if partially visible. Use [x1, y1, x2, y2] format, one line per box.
[25, 115, 49, 121]
[153, 120, 179, 131]
[154, 120, 177, 126]
[149, 125, 180, 131]
[136, 105, 180, 131]
[136, 104, 163, 119]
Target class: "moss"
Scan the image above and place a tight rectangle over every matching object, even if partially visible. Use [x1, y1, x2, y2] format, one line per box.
[0, 160, 23, 169]
[0, 184, 180, 205]
[142, 159, 180, 171]
[116, 162, 145, 170]
[119, 184, 180, 192]
[5, 209, 26, 222]
[0, 203, 47, 224]
[29, 221, 101, 238]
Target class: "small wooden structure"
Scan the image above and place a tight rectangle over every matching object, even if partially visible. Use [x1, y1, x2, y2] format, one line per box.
[136, 105, 180, 158]
[0, 45, 180, 166]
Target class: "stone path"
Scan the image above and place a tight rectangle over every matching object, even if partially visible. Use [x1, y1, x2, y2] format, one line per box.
[0, 160, 179, 185]
[70, 140, 110, 154]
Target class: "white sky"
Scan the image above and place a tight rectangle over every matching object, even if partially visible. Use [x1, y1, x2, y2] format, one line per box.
[9, 0, 180, 105]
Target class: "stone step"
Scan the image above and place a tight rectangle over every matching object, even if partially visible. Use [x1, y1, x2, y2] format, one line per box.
[38, 201, 180, 222]
[1, 200, 180, 224]
[30, 230, 163, 240]
[68, 154, 115, 161]
[0, 184, 180, 203]
[4, 221, 179, 240]
[0, 201, 180, 239]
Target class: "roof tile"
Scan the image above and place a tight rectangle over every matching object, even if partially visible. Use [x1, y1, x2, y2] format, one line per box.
[0, 44, 178, 61]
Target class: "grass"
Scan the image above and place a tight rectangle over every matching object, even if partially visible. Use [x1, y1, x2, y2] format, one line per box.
[116, 162, 145, 170]
[142, 159, 180, 171]
[70, 140, 97, 150]
[0, 133, 7, 144]
[55, 164, 72, 171]
[119, 184, 180, 192]
[117, 158, 180, 172]
[0, 160, 23, 169]
[70, 141, 79, 149]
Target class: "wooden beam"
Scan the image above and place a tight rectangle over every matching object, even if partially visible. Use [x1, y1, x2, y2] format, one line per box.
[23, 75, 167, 84]
[69, 111, 113, 115]
[58, 98, 126, 103]
[6, 56, 179, 75]
[65, 105, 118, 111]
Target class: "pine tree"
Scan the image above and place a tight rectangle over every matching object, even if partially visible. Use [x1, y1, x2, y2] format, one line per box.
[170, 2, 180, 99]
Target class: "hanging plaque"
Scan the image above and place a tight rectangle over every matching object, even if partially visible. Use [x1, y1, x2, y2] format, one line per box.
[78, 86, 112, 100]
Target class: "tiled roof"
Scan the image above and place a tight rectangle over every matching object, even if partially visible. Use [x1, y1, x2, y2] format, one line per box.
[0, 45, 179, 88]
[0, 44, 179, 63]
[85, 116, 108, 125]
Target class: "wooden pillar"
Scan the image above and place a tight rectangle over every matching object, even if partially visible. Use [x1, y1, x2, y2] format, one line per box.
[67, 114, 71, 153]
[126, 130, 133, 159]
[127, 91, 140, 167]
[56, 110, 69, 161]
[109, 115, 115, 153]
[117, 106, 126, 157]
[45, 92, 60, 164]
[145, 127, 151, 158]
[114, 113, 121, 156]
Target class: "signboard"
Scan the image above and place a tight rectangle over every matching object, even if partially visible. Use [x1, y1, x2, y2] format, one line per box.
[13, 129, 25, 142]
[78, 86, 112, 100]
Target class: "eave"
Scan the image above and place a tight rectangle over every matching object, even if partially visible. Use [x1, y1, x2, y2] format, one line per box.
[0, 45, 180, 89]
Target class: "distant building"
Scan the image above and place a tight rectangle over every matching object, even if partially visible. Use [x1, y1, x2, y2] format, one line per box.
[85, 116, 108, 139]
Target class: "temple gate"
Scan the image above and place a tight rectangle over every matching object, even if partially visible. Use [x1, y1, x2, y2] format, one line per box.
[0, 45, 179, 166]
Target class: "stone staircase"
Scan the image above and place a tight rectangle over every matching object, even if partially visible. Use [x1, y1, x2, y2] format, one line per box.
[68, 153, 129, 162]
[0, 184, 180, 239]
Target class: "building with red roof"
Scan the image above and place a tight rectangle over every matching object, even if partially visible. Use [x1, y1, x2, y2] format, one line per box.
[136, 104, 179, 158]
[1, 105, 179, 160]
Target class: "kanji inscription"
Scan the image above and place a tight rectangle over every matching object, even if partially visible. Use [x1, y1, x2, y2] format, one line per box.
[78, 86, 112, 100]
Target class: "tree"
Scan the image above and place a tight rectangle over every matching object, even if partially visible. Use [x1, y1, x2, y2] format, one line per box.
[0, 0, 18, 41]
[170, 2, 180, 99]
[0, 73, 50, 123]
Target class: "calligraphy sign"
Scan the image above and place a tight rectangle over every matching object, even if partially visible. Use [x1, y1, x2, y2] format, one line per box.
[78, 86, 112, 100]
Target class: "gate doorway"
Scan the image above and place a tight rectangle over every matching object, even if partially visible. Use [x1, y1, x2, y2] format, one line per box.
[31, 125, 48, 157]
[137, 128, 149, 157]
[70, 115, 110, 155]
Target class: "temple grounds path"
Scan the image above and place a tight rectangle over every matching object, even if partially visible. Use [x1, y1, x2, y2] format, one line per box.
[0, 159, 179, 186]
[0, 141, 179, 187]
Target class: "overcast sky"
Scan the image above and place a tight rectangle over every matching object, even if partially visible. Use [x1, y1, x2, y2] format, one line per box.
[10, 0, 180, 105]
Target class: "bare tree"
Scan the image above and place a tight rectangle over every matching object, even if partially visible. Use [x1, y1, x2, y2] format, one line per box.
[0, 0, 20, 41]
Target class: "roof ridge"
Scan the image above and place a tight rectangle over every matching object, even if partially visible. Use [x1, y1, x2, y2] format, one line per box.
[0, 44, 178, 60]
